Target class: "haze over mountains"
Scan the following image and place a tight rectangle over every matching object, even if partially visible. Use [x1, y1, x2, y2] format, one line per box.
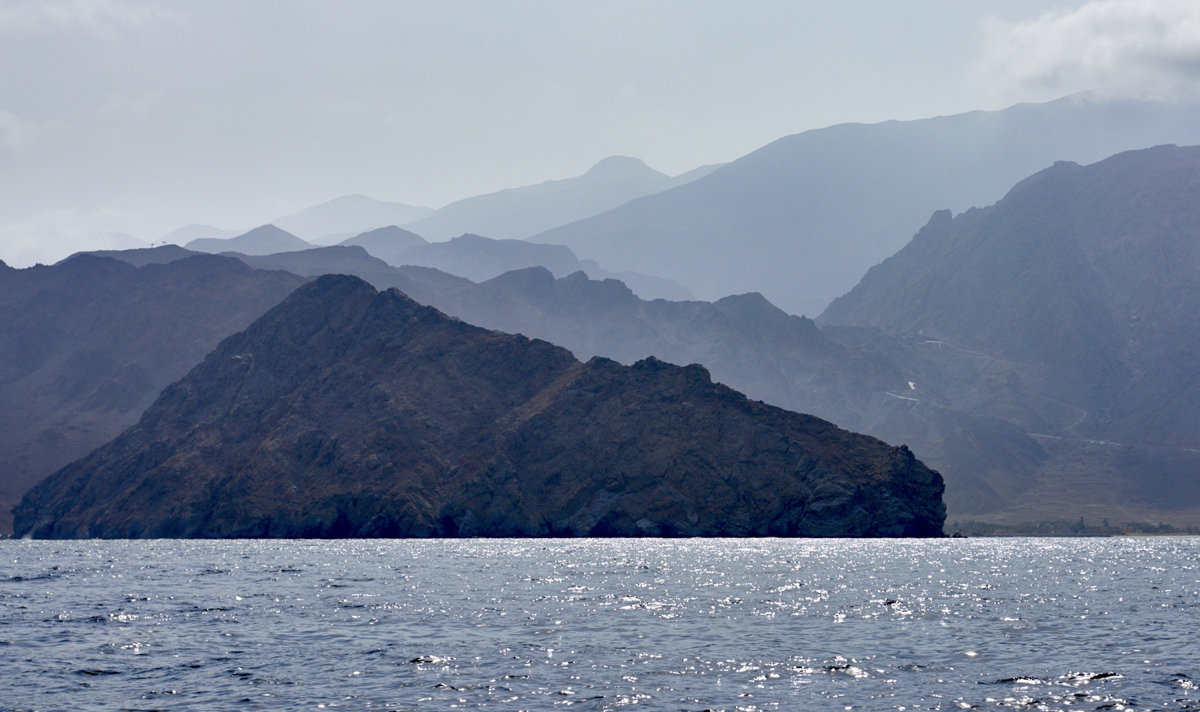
[533, 96, 1200, 316]
[140, 144, 1200, 525]
[403, 156, 719, 241]
[169, 95, 1200, 319]
[272, 195, 434, 243]
[5, 96, 1200, 536]
[186, 224, 312, 256]
[185, 222, 693, 302]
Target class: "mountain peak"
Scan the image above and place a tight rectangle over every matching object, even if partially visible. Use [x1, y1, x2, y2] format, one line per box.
[584, 155, 660, 178]
[185, 224, 312, 256]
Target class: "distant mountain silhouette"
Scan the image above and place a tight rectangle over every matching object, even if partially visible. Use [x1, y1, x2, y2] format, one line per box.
[337, 225, 428, 260]
[85, 244, 197, 267]
[395, 233, 583, 282]
[271, 195, 434, 242]
[160, 224, 241, 245]
[403, 156, 719, 241]
[13, 275, 944, 539]
[821, 145, 1200, 522]
[0, 254, 305, 534]
[185, 224, 312, 256]
[534, 95, 1200, 317]
[328, 230, 692, 301]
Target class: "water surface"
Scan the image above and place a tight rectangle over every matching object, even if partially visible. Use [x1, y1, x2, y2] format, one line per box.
[2, 538, 1198, 710]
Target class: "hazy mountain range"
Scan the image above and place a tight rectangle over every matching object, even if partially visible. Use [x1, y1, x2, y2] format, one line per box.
[153, 144, 1200, 525]
[185, 223, 693, 301]
[402, 156, 720, 241]
[165, 155, 716, 249]
[272, 195, 434, 243]
[186, 224, 312, 256]
[533, 95, 1200, 317]
[5, 97, 1200, 535]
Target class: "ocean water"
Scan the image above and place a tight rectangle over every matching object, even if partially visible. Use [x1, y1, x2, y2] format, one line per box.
[1, 538, 1198, 711]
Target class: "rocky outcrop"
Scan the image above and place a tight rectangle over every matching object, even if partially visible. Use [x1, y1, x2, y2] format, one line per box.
[13, 275, 945, 538]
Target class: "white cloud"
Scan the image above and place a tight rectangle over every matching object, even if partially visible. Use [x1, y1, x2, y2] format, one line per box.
[0, 0, 178, 37]
[980, 0, 1200, 101]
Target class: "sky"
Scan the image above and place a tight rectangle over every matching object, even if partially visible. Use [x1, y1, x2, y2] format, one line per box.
[3, 0, 1200, 265]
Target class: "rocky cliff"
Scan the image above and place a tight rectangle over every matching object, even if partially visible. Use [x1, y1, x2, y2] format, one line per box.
[13, 275, 945, 538]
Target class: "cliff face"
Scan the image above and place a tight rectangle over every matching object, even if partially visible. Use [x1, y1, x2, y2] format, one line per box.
[13, 275, 944, 538]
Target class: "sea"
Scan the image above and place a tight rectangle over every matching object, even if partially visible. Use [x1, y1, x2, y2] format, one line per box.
[1, 537, 1198, 711]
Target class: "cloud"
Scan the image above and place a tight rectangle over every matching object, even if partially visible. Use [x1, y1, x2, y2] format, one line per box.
[980, 0, 1200, 101]
[0, 0, 177, 37]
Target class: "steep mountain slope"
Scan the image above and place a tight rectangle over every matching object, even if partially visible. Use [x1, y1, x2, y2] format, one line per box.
[822, 145, 1200, 521]
[0, 255, 306, 534]
[185, 224, 312, 256]
[534, 96, 1200, 316]
[404, 156, 718, 241]
[13, 275, 944, 539]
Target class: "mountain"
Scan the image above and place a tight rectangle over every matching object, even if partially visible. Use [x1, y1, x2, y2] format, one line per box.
[160, 224, 241, 245]
[337, 231, 692, 301]
[174, 246, 996, 519]
[367, 267, 1051, 520]
[221, 245, 475, 308]
[13, 275, 944, 539]
[85, 244, 197, 267]
[272, 195, 434, 242]
[533, 95, 1200, 317]
[0, 254, 306, 534]
[403, 156, 719, 241]
[212, 187, 1200, 525]
[338, 225, 428, 260]
[820, 145, 1200, 523]
[395, 233, 584, 282]
[185, 224, 313, 256]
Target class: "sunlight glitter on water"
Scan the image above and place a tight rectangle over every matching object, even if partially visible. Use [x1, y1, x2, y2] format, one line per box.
[1, 537, 1198, 711]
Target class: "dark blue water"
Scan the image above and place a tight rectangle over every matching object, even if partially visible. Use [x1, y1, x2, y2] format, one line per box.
[2, 538, 1198, 711]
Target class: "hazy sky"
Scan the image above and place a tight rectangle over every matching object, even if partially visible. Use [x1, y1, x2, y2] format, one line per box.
[3, 0, 1200, 264]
